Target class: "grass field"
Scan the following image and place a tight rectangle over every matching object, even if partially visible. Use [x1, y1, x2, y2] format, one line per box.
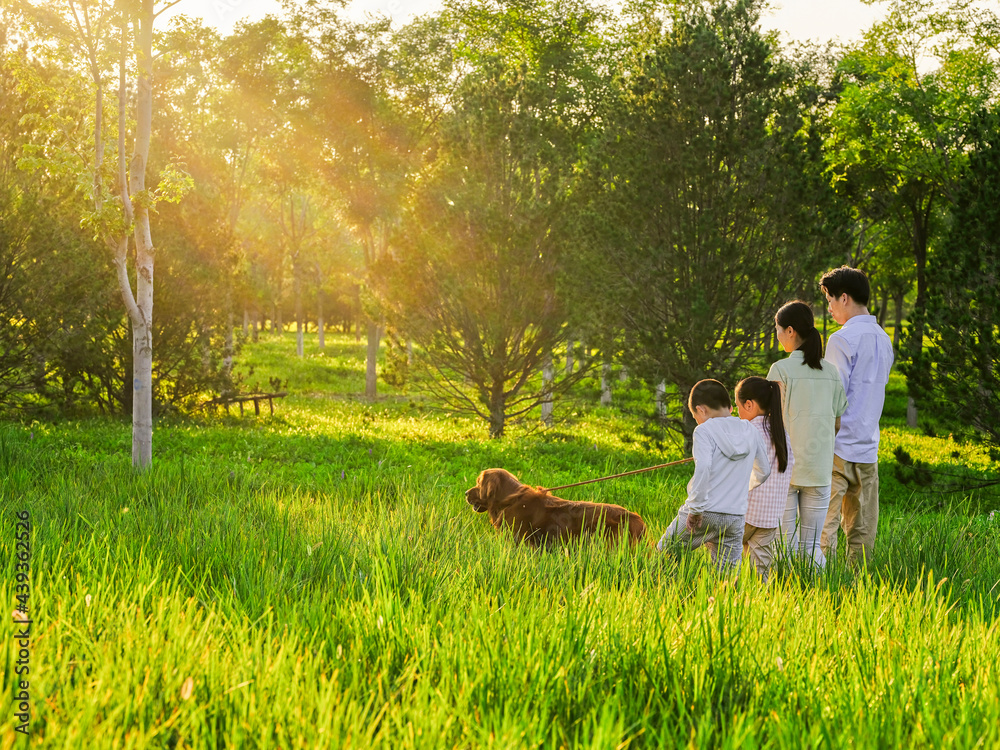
[2, 332, 999, 749]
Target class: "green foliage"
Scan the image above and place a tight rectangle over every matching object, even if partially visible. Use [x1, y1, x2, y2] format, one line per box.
[575, 0, 839, 442]
[905, 110, 1000, 452]
[373, 0, 606, 438]
[824, 0, 1000, 394]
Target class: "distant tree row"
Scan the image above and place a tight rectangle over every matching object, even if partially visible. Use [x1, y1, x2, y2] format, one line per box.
[0, 0, 997, 454]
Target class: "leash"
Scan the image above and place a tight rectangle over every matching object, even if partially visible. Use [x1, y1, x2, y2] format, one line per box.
[541, 457, 694, 493]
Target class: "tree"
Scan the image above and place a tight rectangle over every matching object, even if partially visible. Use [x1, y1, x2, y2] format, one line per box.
[18, 0, 191, 466]
[291, 5, 444, 399]
[907, 110, 1000, 450]
[575, 0, 838, 446]
[823, 0, 999, 418]
[372, 0, 607, 437]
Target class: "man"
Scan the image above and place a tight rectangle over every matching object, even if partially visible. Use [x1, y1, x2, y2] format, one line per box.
[819, 266, 894, 566]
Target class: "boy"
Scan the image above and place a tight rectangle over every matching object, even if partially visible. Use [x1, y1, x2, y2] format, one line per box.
[819, 266, 894, 566]
[657, 379, 771, 570]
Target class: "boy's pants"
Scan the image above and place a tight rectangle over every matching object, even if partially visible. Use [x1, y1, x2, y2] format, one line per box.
[821, 455, 879, 566]
[781, 484, 831, 570]
[743, 524, 778, 581]
[657, 511, 744, 570]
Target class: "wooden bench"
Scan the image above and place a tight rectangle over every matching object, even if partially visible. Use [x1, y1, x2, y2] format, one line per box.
[202, 391, 288, 416]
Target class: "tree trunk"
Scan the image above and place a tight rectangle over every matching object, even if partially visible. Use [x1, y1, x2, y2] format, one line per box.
[600, 364, 612, 406]
[489, 383, 506, 438]
[295, 288, 304, 358]
[878, 292, 888, 327]
[354, 285, 362, 342]
[565, 338, 574, 375]
[907, 200, 931, 412]
[242, 309, 249, 337]
[365, 322, 381, 399]
[893, 291, 904, 353]
[541, 352, 554, 426]
[655, 380, 666, 419]
[317, 295, 325, 351]
[128, 5, 155, 470]
[131, 316, 153, 468]
[682, 386, 697, 455]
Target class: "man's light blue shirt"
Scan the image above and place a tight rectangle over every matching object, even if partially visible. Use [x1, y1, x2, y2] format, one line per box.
[825, 314, 894, 464]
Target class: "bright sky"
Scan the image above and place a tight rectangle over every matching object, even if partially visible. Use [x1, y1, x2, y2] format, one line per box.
[163, 0, 885, 45]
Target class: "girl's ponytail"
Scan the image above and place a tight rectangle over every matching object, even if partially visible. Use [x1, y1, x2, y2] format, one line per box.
[800, 327, 823, 370]
[775, 300, 824, 370]
[736, 376, 789, 473]
[766, 380, 789, 473]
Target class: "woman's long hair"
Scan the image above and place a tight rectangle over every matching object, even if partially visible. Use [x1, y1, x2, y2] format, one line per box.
[775, 300, 823, 370]
[736, 376, 788, 472]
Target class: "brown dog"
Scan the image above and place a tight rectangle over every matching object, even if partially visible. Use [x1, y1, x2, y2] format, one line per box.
[465, 468, 646, 547]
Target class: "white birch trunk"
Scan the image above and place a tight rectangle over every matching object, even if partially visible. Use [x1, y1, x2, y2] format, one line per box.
[655, 380, 667, 419]
[86, 8, 154, 468]
[127, 6, 155, 469]
[565, 338, 574, 375]
[600, 364, 612, 406]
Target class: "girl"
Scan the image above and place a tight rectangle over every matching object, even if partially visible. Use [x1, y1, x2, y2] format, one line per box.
[736, 376, 793, 581]
[767, 301, 847, 569]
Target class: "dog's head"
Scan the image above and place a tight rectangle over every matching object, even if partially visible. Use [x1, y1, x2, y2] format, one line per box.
[465, 468, 523, 513]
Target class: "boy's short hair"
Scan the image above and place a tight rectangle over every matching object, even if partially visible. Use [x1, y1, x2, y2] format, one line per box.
[688, 379, 731, 412]
[820, 266, 870, 306]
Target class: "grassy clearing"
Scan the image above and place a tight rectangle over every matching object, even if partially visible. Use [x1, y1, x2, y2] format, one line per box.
[2, 332, 999, 749]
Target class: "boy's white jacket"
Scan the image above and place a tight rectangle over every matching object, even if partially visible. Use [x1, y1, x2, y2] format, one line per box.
[682, 416, 771, 516]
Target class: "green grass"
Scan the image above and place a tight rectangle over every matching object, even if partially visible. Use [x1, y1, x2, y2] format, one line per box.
[2, 332, 1000, 749]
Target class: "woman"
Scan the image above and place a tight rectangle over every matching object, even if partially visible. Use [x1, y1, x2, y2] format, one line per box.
[767, 301, 847, 569]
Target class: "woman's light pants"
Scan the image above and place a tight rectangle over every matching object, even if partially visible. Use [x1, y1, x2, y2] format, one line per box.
[780, 484, 832, 570]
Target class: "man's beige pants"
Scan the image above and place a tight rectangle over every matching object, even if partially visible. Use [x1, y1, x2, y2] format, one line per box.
[821, 455, 879, 566]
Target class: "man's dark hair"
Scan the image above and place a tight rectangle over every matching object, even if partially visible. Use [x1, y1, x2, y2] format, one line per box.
[820, 266, 870, 306]
[688, 379, 731, 412]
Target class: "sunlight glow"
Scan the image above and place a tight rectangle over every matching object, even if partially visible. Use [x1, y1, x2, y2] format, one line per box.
[161, 0, 889, 45]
